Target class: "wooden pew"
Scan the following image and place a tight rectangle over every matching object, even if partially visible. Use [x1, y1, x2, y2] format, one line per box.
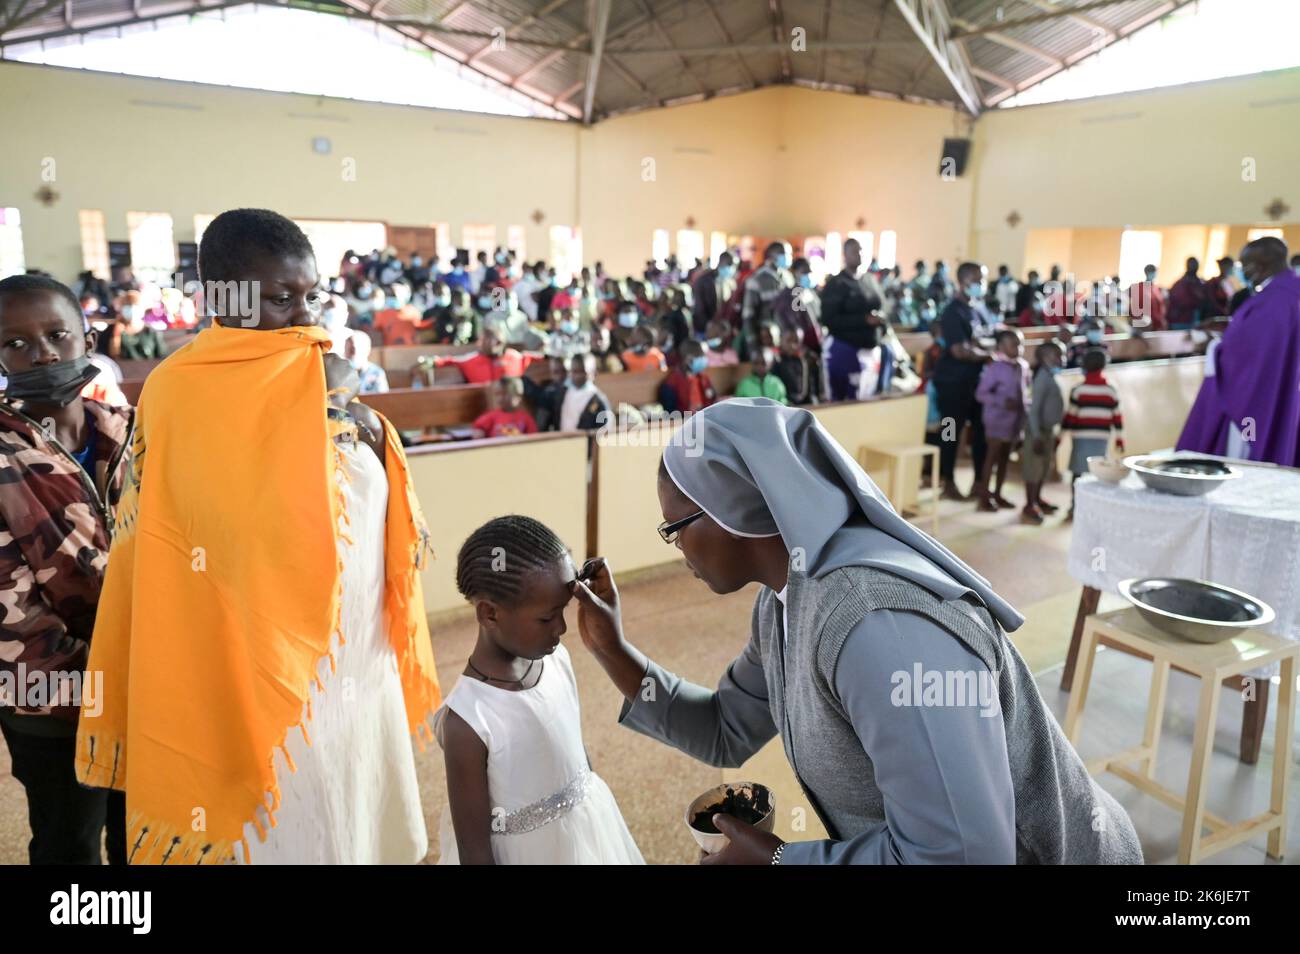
[359, 384, 489, 431]
[371, 343, 475, 374]
[354, 361, 757, 436]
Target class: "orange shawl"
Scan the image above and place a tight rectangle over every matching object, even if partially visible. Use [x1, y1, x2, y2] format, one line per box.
[76, 322, 440, 864]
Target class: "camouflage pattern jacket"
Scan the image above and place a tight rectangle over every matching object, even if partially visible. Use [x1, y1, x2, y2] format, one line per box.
[0, 398, 133, 731]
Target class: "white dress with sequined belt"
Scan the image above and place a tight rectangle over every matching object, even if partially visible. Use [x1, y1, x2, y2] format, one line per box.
[436, 643, 643, 864]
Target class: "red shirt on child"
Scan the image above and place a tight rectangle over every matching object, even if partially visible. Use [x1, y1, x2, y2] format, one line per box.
[437, 349, 536, 384]
[472, 408, 537, 438]
[374, 306, 426, 346]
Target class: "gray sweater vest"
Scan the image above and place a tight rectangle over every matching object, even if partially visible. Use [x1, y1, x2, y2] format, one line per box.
[761, 564, 1143, 864]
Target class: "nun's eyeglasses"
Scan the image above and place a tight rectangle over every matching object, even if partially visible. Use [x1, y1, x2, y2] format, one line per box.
[658, 510, 705, 544]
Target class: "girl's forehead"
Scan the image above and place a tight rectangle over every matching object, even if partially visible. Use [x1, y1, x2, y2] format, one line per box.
[518, 554, 577, 603]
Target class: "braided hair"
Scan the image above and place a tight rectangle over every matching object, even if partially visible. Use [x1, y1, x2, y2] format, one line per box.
[456, 515, 569, 607]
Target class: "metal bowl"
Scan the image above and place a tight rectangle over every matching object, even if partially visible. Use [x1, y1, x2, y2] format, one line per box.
[1118, 577, 1275, 644]
[1123, 455, 1241, 496]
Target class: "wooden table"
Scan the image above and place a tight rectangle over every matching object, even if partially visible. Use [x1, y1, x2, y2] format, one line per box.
[1064, 606, 1296, 864]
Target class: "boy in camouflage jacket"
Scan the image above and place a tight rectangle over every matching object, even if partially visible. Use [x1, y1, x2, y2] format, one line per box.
[0, 274, 133, 864]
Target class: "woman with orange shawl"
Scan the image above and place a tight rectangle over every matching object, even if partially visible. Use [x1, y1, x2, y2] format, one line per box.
[77, 209, 441, 864]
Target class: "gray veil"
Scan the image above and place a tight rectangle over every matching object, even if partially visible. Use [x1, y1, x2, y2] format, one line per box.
[661, 398, 1024, 632]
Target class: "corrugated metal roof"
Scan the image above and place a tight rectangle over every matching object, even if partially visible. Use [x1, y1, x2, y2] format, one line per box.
[0, 0, 1196, 119]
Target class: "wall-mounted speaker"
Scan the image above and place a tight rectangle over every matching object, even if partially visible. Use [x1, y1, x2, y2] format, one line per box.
[939, 138, 972, 178]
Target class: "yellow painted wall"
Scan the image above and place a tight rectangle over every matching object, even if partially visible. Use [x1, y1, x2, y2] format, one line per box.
[1069, 228, 1124, 283]
[576, 93, 780, 273]
[407, 435, 589, 614]
[0, 63, 976, 280]
[972, 67, 1300, 273]
[1157, 225, 1211, 280]
[7, 59, 1299, 286]
[771, 87, 974, 267]
[0, 62, 580, 282]
[1022, 228, 1074, 276]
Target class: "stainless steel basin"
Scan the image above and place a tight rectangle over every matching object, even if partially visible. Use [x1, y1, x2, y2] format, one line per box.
[1119, 577, 1275, 643]
[1124, 455, 1241, 496]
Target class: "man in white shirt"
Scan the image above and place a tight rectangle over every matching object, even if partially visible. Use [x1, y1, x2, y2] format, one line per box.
[559, 353, 612, 433]
[514, 262, 544, 322]
[468, 251, 489, 295]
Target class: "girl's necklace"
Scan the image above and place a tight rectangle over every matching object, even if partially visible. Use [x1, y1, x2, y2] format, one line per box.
[468, 656, 540, 689]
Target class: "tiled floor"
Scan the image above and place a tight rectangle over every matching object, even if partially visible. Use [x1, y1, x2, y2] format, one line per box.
[1, 468, 1294, 864]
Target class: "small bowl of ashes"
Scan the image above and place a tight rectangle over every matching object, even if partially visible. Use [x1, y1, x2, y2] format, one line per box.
[685, 782, 776, 855]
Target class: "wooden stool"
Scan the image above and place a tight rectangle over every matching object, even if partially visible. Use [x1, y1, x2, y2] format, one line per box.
[859, 443, 940, 534]
[1063, 606, 1297, 864]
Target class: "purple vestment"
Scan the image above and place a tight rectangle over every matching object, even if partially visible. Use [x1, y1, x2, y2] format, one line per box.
[1176, 268, 1300, 466]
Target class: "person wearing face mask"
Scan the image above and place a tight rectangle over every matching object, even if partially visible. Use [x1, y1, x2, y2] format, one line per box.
[773, 326, 823, 405]
[1021, 341, 1066, 525]
[468, 251, 490, 296]
[1067, 317, 1108, 369]
[342, 330, 389, 394]
[535, 268, 561, 322]
[320, 292, 351, 348]
[703, 317, 738, 367]
[512, 261, 545, 322]
[377, 248, 405, 288]
[588, 322, 624, 374]
[112, 291, 167, 361]
[404, 254, 429, 288]
[544, 306, 591, 360]
[442, 256, 472, 294]
[550, 277, 580, 315]
[1127, 264, 1166, 331]
[445, 289, 480, 346]
[619, 324, 667, 374]
[611, 301, 643, 352]
[740, 242, 793, 360]
[0, 273, 133, 865]
[932, 262, 994, 501]
[419, 281, 456, 343]
[1206, 256, 1242, 318]
[927, 261, 953, 309]
[821, 237, 885, 402]
[657, 287, 692, 359]
[1177, 236, 1300, 467]
[558, 352, 613, 433]
[434, 324, 540, 384]
[658, 339, 717, 415]
[1166, 257, 1210, 329]
[373, 283, 427, 347]
[773, 258, 824, 356]
[691, 251, 737, 335]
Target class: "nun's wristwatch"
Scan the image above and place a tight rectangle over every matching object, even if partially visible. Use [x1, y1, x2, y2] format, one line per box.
[771, 843, 785, 865]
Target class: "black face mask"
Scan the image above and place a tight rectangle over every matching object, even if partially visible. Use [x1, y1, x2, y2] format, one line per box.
[4, 356, 100, 408]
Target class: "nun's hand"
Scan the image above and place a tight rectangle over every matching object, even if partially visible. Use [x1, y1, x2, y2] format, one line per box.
[701, 816, 783, 866]
[572, 557, 625, 657]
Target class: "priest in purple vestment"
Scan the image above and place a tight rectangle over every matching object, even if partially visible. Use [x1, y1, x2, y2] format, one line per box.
[1177, 237, 1300, 466]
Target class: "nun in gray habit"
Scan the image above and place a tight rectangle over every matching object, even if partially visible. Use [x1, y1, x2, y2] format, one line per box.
[572, 398, 1141, 864]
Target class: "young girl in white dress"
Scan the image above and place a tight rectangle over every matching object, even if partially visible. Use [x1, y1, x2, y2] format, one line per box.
[436, 515, 643, 865]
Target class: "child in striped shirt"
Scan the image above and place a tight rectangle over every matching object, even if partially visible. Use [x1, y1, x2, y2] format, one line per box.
[1063, 348, 1125, 520]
